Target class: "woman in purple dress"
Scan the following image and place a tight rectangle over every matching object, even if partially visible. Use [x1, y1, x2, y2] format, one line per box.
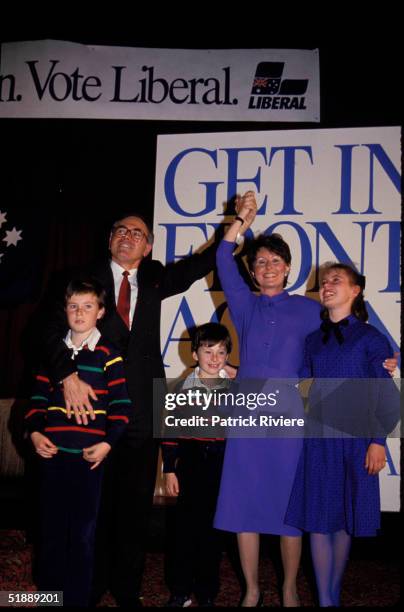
[285, 263, 399, 607]
[213, 194, 397, 607]
[213, 192, 322, 607]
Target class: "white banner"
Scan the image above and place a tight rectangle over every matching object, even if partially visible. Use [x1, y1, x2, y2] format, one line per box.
[153, 126, 401, 510]
[0, 40, 319, 122]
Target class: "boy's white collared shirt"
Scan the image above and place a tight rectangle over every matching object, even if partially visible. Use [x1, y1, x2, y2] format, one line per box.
[64, 327, 101, 358]
[182, 366, 229, 390]
[195, 366, 228, 380]
[110, 260, 138, 328]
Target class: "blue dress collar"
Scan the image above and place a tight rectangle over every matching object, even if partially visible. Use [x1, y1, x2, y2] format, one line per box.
[259, 290, 290, 304]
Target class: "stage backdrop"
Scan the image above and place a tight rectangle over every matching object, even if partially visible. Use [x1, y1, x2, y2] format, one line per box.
[153, 126, 401, 511]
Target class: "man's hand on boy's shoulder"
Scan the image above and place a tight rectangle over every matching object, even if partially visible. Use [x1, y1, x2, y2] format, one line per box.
[63, 372, 98, 424]
[83, 441, 111, 470]
[30, 432, 58, 458]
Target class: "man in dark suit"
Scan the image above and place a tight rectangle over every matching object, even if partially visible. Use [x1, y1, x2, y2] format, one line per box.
[41, 213, 220, 606]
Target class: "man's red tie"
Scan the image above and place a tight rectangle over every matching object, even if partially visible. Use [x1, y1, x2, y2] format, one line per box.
[117, 270, 131, 328]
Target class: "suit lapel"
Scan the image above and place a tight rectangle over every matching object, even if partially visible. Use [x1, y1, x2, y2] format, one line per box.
[96, 262, 116, 312]
[92, 260, 129, 336]
[130, 259, 156, 334]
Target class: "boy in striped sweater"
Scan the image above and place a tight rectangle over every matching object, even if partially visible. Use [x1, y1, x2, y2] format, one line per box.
[25, 279, 131, 607]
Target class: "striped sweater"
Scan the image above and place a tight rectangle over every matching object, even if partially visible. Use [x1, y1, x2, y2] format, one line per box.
[25, 337, 131, 450]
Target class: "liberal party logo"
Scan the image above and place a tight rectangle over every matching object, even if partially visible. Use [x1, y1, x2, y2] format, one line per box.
[249, 62, 308, 110]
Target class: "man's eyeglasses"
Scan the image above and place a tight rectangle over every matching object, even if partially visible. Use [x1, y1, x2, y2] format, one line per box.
[112, 225, 147, 241]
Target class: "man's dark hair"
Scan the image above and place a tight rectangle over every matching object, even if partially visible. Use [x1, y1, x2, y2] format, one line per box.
[65, 278, 106, 308]
[191, 322, 232, 354]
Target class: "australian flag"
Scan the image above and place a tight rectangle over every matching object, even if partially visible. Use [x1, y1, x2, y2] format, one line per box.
[251, 62, 308, 96]
[0, 205, 46, 307]
[251, 62, 284, 95]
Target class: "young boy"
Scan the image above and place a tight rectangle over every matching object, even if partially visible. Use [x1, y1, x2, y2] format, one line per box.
[162, 322, 232, 608]
[25, 279, 131, 607]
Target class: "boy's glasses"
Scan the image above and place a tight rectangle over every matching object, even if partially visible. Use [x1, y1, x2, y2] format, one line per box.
[112, 225, 147, 241]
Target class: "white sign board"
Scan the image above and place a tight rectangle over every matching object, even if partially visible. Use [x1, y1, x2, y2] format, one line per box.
[153, 126, 401, 510]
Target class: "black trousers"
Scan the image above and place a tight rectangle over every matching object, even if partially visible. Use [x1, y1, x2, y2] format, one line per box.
[167, 440, 225, 602]
[37, 453, 104, 607]
[93, 436, 160, 605]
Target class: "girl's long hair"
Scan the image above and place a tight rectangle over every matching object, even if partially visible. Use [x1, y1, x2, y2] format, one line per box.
[320, 263, 368, 322]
